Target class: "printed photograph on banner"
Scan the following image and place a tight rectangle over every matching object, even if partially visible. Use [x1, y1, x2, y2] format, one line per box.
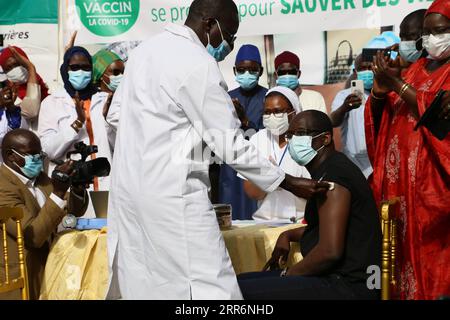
[325, 28, 380, 85]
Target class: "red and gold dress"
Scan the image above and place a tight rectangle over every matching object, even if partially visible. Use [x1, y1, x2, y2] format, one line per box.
[365, 58, 450, 299]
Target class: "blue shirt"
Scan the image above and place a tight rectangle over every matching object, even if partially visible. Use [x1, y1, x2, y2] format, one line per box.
[228, 85, 267, 130]
[219, 85, 267, 220]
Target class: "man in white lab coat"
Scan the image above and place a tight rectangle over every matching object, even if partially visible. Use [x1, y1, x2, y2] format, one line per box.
[107, 0, 329, 300]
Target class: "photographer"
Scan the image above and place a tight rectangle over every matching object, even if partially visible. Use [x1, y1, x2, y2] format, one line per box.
[38, 47, 113, 202]
[0, 81, 29, 162]
[0, 129, 89, 300]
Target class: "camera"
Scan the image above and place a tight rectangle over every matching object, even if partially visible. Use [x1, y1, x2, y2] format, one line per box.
[52, 142, 111, 185]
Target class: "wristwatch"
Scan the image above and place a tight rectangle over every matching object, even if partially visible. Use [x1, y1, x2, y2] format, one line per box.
[71, 119, 83, 132]
[62, 214, 77, 229]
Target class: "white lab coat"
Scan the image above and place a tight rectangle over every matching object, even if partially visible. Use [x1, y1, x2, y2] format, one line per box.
[38, 89, 114, 216]
[107, 23, 285, 300]
[238, 129, 310, 221]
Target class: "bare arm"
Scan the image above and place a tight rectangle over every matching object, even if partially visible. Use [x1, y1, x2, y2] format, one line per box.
[243, 180, 266, 201]
[330, 94, 362, 127]
[287, 183, 351, 276]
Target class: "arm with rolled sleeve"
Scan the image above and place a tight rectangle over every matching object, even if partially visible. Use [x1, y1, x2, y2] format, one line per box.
[176, 61, 285, 193]
[0, 187, 88, 249]
[38, 95, 82, 160]
[20, 83, 41, 120]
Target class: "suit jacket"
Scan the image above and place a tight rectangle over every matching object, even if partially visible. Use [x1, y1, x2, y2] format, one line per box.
[0, 164, 88, 299]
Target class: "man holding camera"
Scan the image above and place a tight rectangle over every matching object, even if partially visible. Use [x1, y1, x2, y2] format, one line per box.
[0, 129, 89, 299]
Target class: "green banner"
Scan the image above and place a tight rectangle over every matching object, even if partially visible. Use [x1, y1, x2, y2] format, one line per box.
[0, 0, 58, 25]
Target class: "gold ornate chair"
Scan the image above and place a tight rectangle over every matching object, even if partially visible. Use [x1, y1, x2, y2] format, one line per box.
[0, 207, 29, 300]
[380, 198, 399, 300]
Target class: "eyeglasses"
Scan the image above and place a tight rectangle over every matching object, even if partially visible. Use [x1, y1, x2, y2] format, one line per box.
[276, 69, 298, 76]
[12, 149, 47, 161]
[68, 64, 92, 72]
[215, 19, 237, 45]
[235, 68, 261, 76]
[285, 130, 323, 140]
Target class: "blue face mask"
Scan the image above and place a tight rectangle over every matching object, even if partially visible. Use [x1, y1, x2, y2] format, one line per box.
[12, 149, 44, 178]
[399, 40, 423, 63]
[105, 74, 123, 92]
[236, 71, 259, 91]
[357, 70, 374, 90]
[276, 75, 299, 90]
[206, 20, 232, 62]
[68, 70, 92, 90]
[288, 133, 325, 166]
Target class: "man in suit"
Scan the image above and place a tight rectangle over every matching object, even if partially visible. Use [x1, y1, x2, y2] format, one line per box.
[0, 129, 88, 299]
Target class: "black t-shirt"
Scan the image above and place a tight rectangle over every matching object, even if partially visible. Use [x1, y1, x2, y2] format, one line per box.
[300, 152, 382, 284]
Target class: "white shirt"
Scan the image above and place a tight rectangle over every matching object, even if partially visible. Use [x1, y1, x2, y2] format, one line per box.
[299, 89, 327, 113]
[106, 23, 285, 300]
[4, 164, 66, 209]
[239, 129, 310, 221]
[331, 88, 372, 178]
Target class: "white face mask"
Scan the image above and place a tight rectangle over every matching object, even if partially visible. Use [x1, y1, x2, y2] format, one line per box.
[263, 112, 293, 136]
[422, 33, 450, 61]
[6, 66, 28, 84]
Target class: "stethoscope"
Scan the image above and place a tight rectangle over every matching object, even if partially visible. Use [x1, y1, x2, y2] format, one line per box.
[271, 136, 288, 167]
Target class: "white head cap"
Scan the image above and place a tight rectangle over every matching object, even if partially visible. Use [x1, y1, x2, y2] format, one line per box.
[265, 86, 301, 114]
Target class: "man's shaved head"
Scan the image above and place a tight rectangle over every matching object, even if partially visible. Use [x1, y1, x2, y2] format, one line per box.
[185, 0, 239, 50]
[290, 110, 333, 137]
[1, 129, 41, 160]
[187, 0, 238, 22]
[400, 9, 427, 41]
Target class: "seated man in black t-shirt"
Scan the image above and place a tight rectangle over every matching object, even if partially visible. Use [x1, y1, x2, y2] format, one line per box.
[238, 110, 382, 300]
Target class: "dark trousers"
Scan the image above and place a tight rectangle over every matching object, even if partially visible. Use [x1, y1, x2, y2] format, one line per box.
[238, 271, 380, 300]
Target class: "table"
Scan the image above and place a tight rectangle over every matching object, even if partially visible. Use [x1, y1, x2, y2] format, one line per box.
[39, 223, 304, 300]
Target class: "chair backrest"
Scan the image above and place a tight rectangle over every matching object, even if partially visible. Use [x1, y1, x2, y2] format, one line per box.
[0, 207, 29, 300]
[380, 199, 399, 300]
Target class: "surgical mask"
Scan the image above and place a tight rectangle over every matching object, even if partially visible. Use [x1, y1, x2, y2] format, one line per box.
[399, 40, 423, 63]
[357, 70, 374, 90]
[6, 66, 28, 84]
[422, 33, 450, 61]
[236, 71, 259, 91]
[206, 20, 232, 62]
[288, 132, 326, 166]
[276, 75, 299, 90]
[12, 149, 44, 178]
[68, 70, 92, 90]
[104, 74, 123, 92]
[263, 112, 293, 136]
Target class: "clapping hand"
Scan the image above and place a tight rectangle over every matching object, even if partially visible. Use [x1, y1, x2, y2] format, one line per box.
[9, 46, 35, 72]
[74, 91, 86, 124]
[232, 98, 249, 128]
[103, 92, 114, 119]
[0, 86, 16, 108]
[65, 31, 78, 53]
[372, 51, 401, 91]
